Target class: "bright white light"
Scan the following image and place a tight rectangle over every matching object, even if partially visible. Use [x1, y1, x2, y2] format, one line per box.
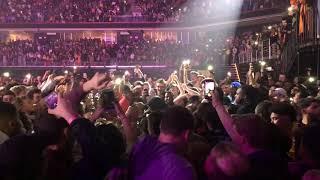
[25, 73, 31, 79]
[288, 6, 293, 12]
[309, 77, 315, 83]
[115, 78, 122, 85]
[174, 70, 178, 74]
[195, 49, 199, 52]
[3, 72, 10, 77]
[181, 0, 243, 65]
[208, 65, 213, 71]
[254, 41, 258, 45]
[206, 44, 209, 48]
[256, 33, 259, 36]
[260, 61, 266, 66]
[227, 72, 232, 77]
[64, 70, 68, 74]
[73, 66, 77, 70]
[182, 59, 191, 65]
[268, 26, 272, 30]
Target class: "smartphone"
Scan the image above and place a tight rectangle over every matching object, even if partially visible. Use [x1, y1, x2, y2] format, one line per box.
[45, 92, 58, 109]
[202, 79, 215, 97]
[100, 89, 116, 110]
[205, 82, 215, 96]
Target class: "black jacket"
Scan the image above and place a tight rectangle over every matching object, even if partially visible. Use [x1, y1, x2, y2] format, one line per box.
[0, 118, 122, 180]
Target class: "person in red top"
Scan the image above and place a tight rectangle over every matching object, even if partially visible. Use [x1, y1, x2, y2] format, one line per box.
[119, 85, 132, 113]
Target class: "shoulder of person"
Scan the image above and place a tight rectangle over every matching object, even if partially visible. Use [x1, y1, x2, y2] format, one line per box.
[161, 153, 195, 180]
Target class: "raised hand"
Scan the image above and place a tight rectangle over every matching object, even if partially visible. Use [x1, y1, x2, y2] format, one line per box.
[48, 93, 78, 124]
[171, 73, 179, 82]
[83, 72, 111, 92]
[210, 90, 223, 108]
[181, 83, 188, 90]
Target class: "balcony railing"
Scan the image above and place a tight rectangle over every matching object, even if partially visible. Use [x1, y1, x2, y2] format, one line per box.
[230, 37, 280, 65]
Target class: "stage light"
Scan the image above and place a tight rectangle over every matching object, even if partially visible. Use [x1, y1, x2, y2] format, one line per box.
[288, 6, 293, 12]
[64, 70, 69, 74]
[174, 70, 178, 74]
[256, 33, 259, 36]
[254, 41, 258, 45]
[115, 78, 122, 85]
[206, 44, 209, 48]
[227, 72, 232, 77]
[209, 39, 212, 42]
[25, 73, 31, 79]
[260, 61, 266, 66]
[308, 77, 315, 83]
[3, 72, 10, 77]
[73, 66, 77, 70]
[182, 59, 190, 65]
[268, 26, 272, 30]
[207, 65, 213, 71]
[195, 49, 199, 52]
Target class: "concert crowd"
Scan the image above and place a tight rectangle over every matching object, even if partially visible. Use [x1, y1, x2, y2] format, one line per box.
[1, 0, 320, 180]
[0, 21, 289, 67]
[0, 0, 287, 23]
[0, 57, 319, 180]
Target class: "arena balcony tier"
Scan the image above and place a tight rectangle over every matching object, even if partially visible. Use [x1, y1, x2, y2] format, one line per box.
[0, 0, 318, 80]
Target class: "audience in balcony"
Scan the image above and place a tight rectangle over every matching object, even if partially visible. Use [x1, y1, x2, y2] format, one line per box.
[0, 20, 292, 67]
[0, 0, 288, 23]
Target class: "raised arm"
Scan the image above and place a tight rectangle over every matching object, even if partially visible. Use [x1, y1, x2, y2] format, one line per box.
[114, 102, 137, 150]
[181, 84, 200, 96]
[211, 91, 242, 145]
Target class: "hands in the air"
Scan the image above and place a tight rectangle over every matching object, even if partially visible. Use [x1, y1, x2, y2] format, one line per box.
[83, 72, 111, 93]
[48, 93, 78, 124]
[210, 90, 223, 108]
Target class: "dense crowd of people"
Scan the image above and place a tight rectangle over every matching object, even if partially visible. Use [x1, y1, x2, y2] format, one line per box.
[0, 0, 288, 23]
[1, 0, 319, 179]
[0, 60, 320, 179]
[0, 0, 130, 23]
[0, 36, 256, 67]
[0, 19, 291, 67]
[140, 0, 288, 22]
